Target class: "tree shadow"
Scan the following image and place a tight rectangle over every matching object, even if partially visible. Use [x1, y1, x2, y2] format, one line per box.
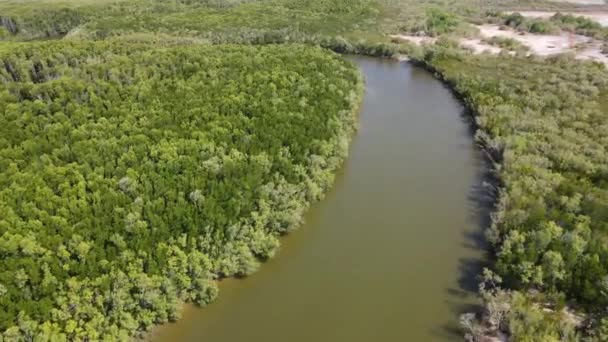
[431, 298, 485, 340]
[431, 107, 498, 340]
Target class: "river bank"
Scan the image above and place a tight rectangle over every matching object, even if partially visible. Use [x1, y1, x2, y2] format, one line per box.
[151, 56, 488, 342]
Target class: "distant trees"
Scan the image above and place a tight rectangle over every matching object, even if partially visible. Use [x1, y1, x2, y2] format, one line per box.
[0, 41, 363, 339]
[499, 11, 608, 39]
[0, 0, 380, 42]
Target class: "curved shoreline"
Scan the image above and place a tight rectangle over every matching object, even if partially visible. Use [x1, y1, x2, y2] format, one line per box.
[151, 56, 488, 342]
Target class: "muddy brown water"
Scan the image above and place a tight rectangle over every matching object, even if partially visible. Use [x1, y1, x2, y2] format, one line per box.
[152, 56, 488, 342]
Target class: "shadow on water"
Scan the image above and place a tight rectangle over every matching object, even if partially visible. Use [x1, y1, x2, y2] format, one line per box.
[436, 104, 497, 340]
[154, 57, 498, 342]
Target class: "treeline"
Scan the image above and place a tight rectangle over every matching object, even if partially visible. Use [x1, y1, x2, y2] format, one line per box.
[495, 12, 608, 40]
[0, 6, 88, 40]
[423, 45, 608, 340]
[0, 41, 363, 340]
[0, 0, 380, 41]
[0, 0, 401, 58]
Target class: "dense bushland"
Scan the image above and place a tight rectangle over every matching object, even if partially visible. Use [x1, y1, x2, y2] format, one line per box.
[0, 0, 403, 58]
[1, 0, 608, 340]
[499, 12, 608, 40]
[482, 36, 529, 53]
[424, 46, 608, 340]
[0, 0, 380, 41]
[0, 41, 363, 340]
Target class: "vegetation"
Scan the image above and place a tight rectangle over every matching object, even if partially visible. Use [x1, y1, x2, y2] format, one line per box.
[461, 271, 580, 341]
[482, 36, 529, 53]
[502, 12, 558, 34]
[395, 7, 480, 38]
[550, 13, 608, 40]
[0, 0, 382, 41]
[0, 40, 362, 339]
[1, 0, 608, 340]
[498, 12, 608, 40]
[424, 45, 608, 340]
[419, 8, 462, 36]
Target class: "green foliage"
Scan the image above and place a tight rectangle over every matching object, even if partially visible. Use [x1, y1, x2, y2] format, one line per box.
[502, 12, 558, 34]
[501, 11, 608, 39]
[1, 0, 607, 341]
[550, 13, 608, 40]
[482, 36, 529, 52]
[0, 41, 363, 339]
[506, 291, 579, 341]
[416, 8, 461, 36]
[424, 8, 461, 36]
[0, 5, 87, 39]
[0, 0, 381, 41]
[425, 48, 608, 337]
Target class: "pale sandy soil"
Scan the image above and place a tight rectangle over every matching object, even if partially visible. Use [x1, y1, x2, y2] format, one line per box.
[391, 34, 503, 55]
[506, 10, 608, 27]
[476, 24, 590, 56]
[549, 0, 606, 4]
[459, 38, 502, 54]
[391, 26, 608, 65]
[390, 34, 436, 45]
[475, 24, 608, 65]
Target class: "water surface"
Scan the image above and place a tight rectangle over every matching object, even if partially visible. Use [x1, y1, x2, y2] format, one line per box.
[153, 56, 487, 342]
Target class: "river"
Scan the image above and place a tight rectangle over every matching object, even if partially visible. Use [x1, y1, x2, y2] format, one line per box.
[152, 56, 488, 342]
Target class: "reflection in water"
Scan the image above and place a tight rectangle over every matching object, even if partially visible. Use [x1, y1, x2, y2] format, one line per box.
[153, 57, 487, 342]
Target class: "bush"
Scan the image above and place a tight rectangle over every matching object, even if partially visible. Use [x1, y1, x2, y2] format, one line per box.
[424, 8, 461, 36]
[0, 41, 363, 339]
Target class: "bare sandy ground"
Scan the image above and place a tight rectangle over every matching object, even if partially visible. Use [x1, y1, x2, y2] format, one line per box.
[476, 24, 590, 56]
[391, 25, 608, 66]
[391, 34, 505, 55]
[475, 25, 608, 65]
[549, 0, 606, 4]
[507, 10, 608, 27]
[391, 35, 436, 45]
[391, 34, 501, 54]
[459, 38, 502, 54]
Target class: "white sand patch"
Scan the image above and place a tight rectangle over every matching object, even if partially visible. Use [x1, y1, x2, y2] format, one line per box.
[390, 26, 608, 65]
[549, 0, 606, 5]
[460, 39, 502, 54]
[476, 24, 589, 55]
[475, 24, 608, 64]
[390, 34, 436, 45]
[576, 41, 608, 62]
[506, 10, 608, 27]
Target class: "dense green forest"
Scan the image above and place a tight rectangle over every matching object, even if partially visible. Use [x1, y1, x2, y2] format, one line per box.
[425, 46, 608, 340]
[0, 41, 362, 339]
[1, 0, 608, 340]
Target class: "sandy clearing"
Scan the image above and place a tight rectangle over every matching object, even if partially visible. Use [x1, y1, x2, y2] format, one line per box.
[391, 34, 505, 55]
[475, 24, 608, 64]
[479, 24, 608, 64]
[506, 10, 608, 27]
[476, 24, 591, 56]
[391, 26, 608, 66]
[390, 34, 436, 45]
[459, 38, 502, 54]
[549, 0, 606, 5]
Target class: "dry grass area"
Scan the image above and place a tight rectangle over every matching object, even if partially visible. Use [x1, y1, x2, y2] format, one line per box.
[475, 24, 607, 63]
[549, 0, 606, 4]
[391, 25, 608, 65]
[507, 10, 608, 27]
